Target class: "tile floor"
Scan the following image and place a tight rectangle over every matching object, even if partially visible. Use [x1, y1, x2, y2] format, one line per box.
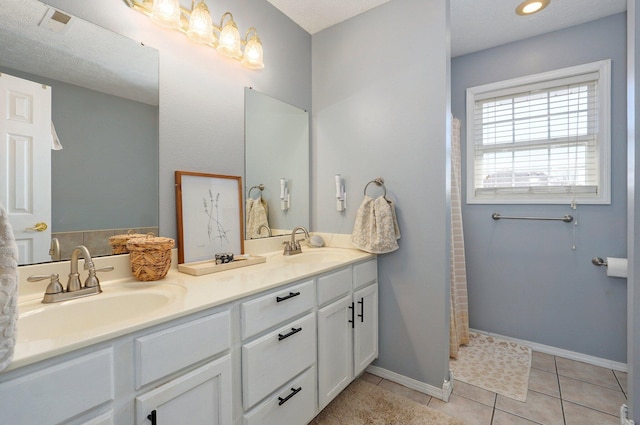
[362, 351, 628, 425]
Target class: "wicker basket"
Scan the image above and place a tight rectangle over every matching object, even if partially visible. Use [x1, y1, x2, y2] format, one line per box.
[126, 235, 175, 281]
[109, 230, 152, 254]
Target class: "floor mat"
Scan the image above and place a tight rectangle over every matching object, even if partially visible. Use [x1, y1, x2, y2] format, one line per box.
[450, 332, 532, 402]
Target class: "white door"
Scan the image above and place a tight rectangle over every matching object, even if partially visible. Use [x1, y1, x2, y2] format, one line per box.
[354, 283, 378, 376]
[136, 355, 232, 425]
[317, 294, 353, 409]
[0, 72, 52, 264]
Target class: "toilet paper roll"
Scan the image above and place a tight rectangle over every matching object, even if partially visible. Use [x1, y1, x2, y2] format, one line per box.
[606, 257, 628, 278]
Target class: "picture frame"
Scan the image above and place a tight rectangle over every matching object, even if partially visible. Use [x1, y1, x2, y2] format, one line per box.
[175, 171, 244, 264]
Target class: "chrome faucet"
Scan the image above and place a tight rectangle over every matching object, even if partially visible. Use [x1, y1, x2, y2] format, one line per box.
[28, 245, 113, 303]
[283, 226, 309, 255]
[67, 245, 95, 292]
[257, 224, 272, 237]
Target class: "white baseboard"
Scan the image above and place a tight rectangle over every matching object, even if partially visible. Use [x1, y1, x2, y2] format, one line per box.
[471, 328, 628, 372]
[365, 365, 452, 401]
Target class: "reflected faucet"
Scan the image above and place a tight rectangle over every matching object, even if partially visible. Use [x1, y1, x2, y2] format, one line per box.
[283, 226, 309, 256]
[49, 238, 61, 261]
[257, 224, 272, 237]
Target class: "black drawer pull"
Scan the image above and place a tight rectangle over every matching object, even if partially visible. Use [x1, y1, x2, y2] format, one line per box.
[276, 291, 301, 302]
[278, 386, 302, 406]
[358, 298, 364, 322]
[348, 302, 355, 329]
[278, 327, 302, 341]
[147, 410, 157, 425]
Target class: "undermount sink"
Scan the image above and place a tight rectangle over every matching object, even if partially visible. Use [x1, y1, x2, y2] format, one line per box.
[18, 282, 186, 342]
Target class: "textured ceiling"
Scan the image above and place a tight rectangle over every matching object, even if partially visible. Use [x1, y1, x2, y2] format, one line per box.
[0, 0, 158, 105]
[267, 0, 627, 57]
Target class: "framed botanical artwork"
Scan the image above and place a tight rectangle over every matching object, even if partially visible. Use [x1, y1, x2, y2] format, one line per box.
[175, 171, 244, 263]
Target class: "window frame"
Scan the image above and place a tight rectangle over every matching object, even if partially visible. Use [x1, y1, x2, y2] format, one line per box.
[465, 60, 611, 205]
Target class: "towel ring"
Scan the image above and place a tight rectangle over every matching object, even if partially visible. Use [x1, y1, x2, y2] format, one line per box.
[364, 178, 386, 197]
[248, 184, 265, 198]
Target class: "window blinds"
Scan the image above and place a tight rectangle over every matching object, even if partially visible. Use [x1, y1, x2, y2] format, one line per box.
[466, 60, 610, 204]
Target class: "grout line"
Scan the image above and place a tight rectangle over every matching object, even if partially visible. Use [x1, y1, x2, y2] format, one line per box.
[554, 355, 568, 425]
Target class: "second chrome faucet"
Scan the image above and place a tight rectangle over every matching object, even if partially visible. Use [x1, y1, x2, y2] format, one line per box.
[283, 226, 310, 256]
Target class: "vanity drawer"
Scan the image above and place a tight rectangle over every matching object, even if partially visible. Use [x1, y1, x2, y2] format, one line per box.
[242, 313, 316, 409]
[135, 310, 231, 388]
[353, 259, 377, 290]
[317, 267, 352, 306]
[243, 366, 317, 425]
[0, 348, 113, 425]
[241, 279, 314, 339]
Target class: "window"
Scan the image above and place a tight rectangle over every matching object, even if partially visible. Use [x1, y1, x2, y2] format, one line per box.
[466, 60, 611, 204]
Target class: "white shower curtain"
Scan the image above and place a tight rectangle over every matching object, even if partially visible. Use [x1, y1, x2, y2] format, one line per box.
[450, 117, 470, 359]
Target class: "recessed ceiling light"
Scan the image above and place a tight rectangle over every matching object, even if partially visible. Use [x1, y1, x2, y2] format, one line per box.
[516, 0, 550, 16]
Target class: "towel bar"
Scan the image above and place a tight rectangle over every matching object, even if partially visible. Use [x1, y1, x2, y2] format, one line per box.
[364, 178, 386, 197]
[248, 184, 265, 198]
[491, 213, 573, 223]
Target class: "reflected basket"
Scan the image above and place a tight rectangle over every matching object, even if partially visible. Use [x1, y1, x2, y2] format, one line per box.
[109, 230, 153, 254]
[126, 235, 174, 281]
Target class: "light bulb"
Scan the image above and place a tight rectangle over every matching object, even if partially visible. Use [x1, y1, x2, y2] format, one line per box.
[150, 0, 182, 29]
[241, 31, 264, 69]
[217, 14, 242, 59]
[187, 1, 215, 45]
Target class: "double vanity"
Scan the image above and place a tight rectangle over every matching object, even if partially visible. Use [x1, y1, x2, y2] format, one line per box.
[0, 236, 378, 425]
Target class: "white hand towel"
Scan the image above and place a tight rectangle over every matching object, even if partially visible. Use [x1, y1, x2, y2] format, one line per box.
[351, 195, 400, 254]
[0, 202, 18, 372]
[246, 198, 270, 239]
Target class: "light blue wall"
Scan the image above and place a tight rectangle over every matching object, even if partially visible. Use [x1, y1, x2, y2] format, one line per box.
[312, 0, 450, 388]
[452, 13, 628, 362]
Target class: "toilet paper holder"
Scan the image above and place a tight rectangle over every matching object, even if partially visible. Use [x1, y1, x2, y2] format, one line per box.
[592, 257, 607, 266]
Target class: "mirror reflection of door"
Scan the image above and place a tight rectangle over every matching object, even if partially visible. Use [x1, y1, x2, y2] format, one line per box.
[0, 72, 52, 264]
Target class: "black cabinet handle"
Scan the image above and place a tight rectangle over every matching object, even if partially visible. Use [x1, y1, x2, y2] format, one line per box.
[358, 298, 364, 322]
[278, 327, 302, 341]
[348, 302, 355, 329]
[276, 291, 301, 303]
[278, 386, 302, 406]
[147, 410, 157, 425]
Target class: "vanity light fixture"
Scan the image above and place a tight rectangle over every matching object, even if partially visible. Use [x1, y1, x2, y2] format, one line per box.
[124, 0, 264, 70]
[515, 0, 550, 16]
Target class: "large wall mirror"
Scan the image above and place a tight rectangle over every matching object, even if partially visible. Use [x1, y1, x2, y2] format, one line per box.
[1, 0, 159, 265]
[244, 88, 309, 239]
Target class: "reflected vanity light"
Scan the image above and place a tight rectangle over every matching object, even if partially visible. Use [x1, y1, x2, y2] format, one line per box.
[124, 0, 264, 69]
[515, 0, 550, 16]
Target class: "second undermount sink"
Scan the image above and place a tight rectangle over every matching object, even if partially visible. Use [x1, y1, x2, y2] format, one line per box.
[271, 248, 353, 264]
[18, 282, 186, 342]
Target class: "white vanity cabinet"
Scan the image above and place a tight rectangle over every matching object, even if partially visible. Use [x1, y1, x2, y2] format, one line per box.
[240, 281, 317, 424]
[5, 249, 377, 425]
[317, 259, 378, 410]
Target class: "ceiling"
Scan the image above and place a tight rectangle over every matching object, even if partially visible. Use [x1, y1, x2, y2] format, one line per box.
[266, 0, 628, 57]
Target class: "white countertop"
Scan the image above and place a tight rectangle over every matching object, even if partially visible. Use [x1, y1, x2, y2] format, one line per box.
[9, 237, 373, 372]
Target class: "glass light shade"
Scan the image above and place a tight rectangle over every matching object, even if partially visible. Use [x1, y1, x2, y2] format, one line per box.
[150, 0, 182, 29]
[241, 34, 264, 70]
[187, 1, 215, 45]
[217, 18, 243, 59]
